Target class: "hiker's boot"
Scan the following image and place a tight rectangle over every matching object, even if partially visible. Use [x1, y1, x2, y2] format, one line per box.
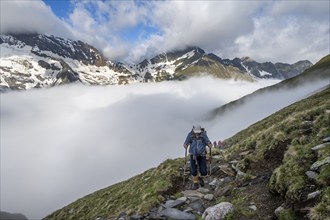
[199, 177, 205, 187]
[191, 182, 199, 190]
[191, 176, 199, 190]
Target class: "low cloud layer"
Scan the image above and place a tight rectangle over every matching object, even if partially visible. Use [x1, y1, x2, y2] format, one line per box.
[1, 77, 278, 219]
[1, 76, 328, 219]
[1, 0, 329, 64]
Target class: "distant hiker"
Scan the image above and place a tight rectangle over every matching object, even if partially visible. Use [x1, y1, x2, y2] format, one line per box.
[218, 140, 224, 150]
[213, 141, 218, 148]
[183, 125, 212, 190]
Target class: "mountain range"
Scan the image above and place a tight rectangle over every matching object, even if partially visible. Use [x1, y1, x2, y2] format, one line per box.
[0, 34, 312, 91]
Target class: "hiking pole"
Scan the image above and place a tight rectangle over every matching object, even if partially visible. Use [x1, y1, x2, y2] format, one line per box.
[183, 147, 187, 186]
[209, 145, 212, 182]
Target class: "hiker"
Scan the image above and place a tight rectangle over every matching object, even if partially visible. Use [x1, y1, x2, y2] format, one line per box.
[183, 125, 212, 190]
[213, 141, 218, 148]
[218, 140, 224, 150]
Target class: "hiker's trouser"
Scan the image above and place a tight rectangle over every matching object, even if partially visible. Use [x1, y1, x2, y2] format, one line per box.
[190, 155, 207, 176]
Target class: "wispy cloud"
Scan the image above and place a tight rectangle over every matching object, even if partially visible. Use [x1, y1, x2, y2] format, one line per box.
[1, 1, 328, 63]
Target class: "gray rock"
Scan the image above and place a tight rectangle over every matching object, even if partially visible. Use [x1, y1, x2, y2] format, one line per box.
[322, 136, 330, 142]
[209, 178, 219, 187]
[223, 176, 235, 183]
[311, 143, 329, 151]
[204, 194, 214, 201]
[310, 157, 330, 171]
[160, 208, 196, 220]
[249, 205, 257, 211]
[202, 202, 234, 220]
[182, 190, 204, 199]
[219, 164, 236, 176]
[307, 190, 322, 200]
[231, 164, 246, 177]
[228, 160, 239, 164]
[305, 171, 318, 181]
[274, 206, 285, 217]
[163, 199, 186, 208]
[197, 187, 210, 194]
[183, 207, 194, 213]
[188, 199, 205, 214]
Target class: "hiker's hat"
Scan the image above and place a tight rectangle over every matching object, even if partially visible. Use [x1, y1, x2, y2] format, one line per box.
[193, 125, 202, 133]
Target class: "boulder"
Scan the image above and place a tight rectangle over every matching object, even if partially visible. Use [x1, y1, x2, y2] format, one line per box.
[202, 202, 234, 220]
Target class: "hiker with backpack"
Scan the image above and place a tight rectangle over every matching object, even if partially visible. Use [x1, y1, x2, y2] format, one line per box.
[183, 125, 212, 190]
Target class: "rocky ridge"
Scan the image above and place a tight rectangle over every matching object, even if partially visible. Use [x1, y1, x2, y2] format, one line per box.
[0, 34, 312, 91]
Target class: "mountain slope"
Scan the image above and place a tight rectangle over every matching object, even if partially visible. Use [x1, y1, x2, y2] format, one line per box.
[209, 54, 330, 120]
[0, 34, 312, 91]
[43, 85, 330, 220]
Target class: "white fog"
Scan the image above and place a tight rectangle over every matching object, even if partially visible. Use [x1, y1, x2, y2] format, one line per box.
[1, 76, 328, 219]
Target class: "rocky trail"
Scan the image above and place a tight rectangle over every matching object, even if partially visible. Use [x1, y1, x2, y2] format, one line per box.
[114, 134, 330, 220]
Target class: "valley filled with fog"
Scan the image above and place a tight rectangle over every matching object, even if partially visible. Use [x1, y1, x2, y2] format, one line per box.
[1, 76, 328, 219]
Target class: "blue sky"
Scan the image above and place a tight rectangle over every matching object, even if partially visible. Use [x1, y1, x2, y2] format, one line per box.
[1, 0, 329, 63]
[43, 0, 72, 19]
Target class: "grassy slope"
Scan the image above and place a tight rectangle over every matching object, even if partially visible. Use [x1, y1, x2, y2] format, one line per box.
[222, 87, 330, 219]
[44, 159, 183, 219]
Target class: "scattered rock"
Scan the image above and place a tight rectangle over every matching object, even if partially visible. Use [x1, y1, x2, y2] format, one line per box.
[219, 164, 236, 176]
[204, 194, 214, 201]
[322, 136, 330, 142]
[310, 157, 330, 171]
[182, 190, 204, 199]
[307, 190, 322, 201]
[215, 185, 232, 197]
[183, 207, 194, 213]
[305, 171, 318, 181]
[228, 160, 239, 164]
[163, 199, 186, 208]
[274, 205, 285, 217]
[202, 202, 234, 220]
[197, 188, 210, 194]
[188, 199, 205, 214]
[311, 143, 329, 151]
[231, 164, 247, 177]
[249, 205, 257, 211]
[223, 176, 235, 183]
[209, 178, 220, 187]
[160, 208, 196, 220]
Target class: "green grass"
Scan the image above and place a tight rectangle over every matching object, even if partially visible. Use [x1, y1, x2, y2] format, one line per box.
[44, 158, 183, 220]
[222, 87, 329, 206]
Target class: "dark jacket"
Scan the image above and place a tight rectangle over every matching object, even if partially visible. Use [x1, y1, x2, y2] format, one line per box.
[184, 130, 211, 155]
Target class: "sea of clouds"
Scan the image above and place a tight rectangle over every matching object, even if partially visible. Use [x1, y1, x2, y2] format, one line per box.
[1, 76, 327, 219]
